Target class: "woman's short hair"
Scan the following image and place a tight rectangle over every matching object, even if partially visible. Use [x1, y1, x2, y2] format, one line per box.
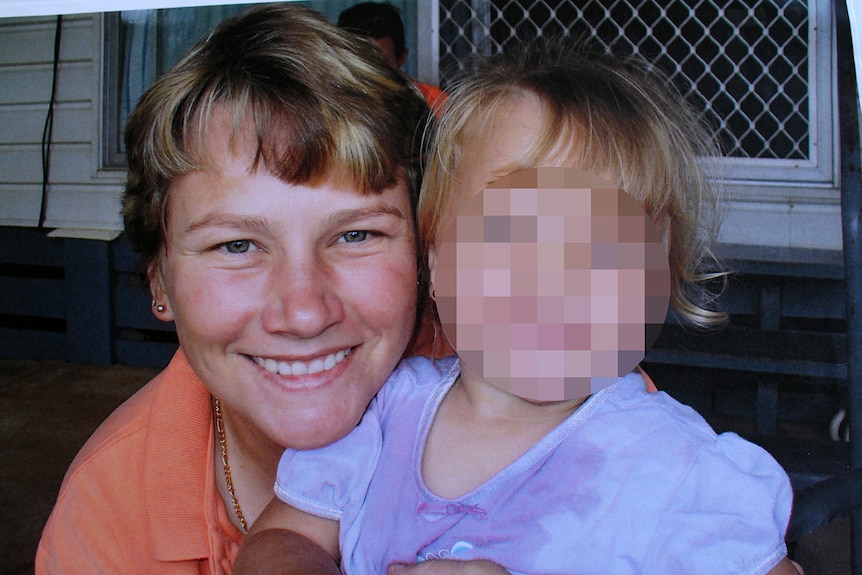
[122, 3, 429, 278]
[419, 39, 727, 328]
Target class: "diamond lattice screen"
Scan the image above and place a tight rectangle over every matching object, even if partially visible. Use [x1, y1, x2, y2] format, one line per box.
[438, 0, 809, 160]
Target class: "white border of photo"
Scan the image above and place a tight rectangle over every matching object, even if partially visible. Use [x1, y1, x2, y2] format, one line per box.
[0, 0, 276, 18]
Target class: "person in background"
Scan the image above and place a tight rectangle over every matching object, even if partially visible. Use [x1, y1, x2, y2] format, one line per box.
[338, 1, 447, 112]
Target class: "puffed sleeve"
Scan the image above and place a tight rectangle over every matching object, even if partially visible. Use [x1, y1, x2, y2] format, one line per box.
[274, 404, 382, 521]
[646, 432, 793, 575]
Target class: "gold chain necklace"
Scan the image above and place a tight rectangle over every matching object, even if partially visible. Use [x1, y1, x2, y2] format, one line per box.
[213, 396, 248, 532]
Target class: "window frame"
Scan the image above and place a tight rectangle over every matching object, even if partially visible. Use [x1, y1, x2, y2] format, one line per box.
[418, 0, 838, 205]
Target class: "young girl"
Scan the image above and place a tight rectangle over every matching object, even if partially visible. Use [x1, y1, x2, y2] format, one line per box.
[233, 40, 801, 575]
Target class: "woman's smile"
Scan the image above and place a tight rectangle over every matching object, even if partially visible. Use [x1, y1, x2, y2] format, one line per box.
[251, 346, 353, 377]
[152, 109, 418, 450]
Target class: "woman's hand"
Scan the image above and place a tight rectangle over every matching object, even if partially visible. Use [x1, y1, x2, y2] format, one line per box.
[387, 559, 510, 575]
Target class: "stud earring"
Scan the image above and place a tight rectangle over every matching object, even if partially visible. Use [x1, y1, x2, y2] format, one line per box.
[152, 299, 166, 313]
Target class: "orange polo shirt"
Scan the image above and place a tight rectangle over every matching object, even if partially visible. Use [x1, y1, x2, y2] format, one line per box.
[35, 350, 243, 574]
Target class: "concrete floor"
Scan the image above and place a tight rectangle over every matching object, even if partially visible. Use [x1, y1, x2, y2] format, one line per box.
[1, 359, 157, 575]
[0, 358, 852, 574]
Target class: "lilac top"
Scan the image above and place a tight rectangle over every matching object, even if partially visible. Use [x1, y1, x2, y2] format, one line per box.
[276, 356, 792, 575]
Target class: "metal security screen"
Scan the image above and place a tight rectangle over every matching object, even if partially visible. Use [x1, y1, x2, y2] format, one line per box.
[438, 0, 810, 161]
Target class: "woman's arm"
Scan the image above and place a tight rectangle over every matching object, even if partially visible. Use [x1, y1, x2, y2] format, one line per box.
[766, 558, 804, 575]
[232, 497, 341, 575]
[383, 557, 802, 575]
[387, 560, 511, 574]
[233, 529, 339, 575]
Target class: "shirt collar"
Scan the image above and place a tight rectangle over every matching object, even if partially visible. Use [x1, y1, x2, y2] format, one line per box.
[144, 349, 243, 561]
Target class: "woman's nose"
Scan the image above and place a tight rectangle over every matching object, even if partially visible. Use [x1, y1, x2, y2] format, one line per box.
[262, 259, 344, 338]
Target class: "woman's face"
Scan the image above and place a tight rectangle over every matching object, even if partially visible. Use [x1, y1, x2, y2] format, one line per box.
[152, 111, 417, 450]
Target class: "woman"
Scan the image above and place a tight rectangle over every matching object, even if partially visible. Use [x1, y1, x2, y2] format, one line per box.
[35, 5, 430, 573]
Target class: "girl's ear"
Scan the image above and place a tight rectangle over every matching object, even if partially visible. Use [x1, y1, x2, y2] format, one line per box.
[427, 243, 438, 300]
[148, 261, 175, 322]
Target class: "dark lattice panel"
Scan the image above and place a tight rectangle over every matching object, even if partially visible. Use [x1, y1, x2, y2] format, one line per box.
[438, 0, 810, 160]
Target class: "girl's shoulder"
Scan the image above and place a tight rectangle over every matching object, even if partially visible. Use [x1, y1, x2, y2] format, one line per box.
[385, 354, 460, 390]
[585, 372, 789, 481]
[594, 371, 717, 439]
[373, 355, 460, 419]
[397, 354, 460, 378]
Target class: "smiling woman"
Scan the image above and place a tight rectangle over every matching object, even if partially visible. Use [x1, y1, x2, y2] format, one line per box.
[35, 5, 430, 574]
[154, 110, 419, 452]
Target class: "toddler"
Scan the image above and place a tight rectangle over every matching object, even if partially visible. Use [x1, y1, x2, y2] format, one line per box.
[234, 39, 800, 575]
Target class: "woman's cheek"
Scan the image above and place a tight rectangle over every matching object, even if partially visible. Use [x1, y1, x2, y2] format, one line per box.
[376, 257, 418, 315]
[174, 266, 262, 336]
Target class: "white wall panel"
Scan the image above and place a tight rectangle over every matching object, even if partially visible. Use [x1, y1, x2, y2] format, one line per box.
[718, 199, 842, 250]
[0, 13, 123, 232]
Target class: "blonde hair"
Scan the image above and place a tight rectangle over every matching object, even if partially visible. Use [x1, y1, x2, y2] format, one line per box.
[419, 39, 727, 329]
[123, 4, 429, 277]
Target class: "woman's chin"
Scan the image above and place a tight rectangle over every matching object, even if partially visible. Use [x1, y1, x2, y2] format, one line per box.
[271, 411, 363, 451]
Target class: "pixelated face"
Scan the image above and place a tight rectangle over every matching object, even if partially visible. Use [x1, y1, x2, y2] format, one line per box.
[432, 167, 670, 401]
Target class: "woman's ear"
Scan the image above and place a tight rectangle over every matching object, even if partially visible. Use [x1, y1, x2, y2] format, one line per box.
[148, 261, 175, 322]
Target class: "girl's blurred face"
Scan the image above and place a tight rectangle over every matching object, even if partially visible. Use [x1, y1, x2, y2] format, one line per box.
[152, 109, 418, 450]
[431, 94, 669, 401]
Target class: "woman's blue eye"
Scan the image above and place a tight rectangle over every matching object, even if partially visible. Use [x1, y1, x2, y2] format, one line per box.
[342, 230, 369, 243]
[224, 240, 251, 253]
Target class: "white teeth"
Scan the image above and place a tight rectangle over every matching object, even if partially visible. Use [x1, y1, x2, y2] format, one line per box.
[323, 354, 336, 371]
[291, 361, 308, 376]
[265, 358, 279, 374]
[307, 358, 325, 375]
[254, 348, 352, 377]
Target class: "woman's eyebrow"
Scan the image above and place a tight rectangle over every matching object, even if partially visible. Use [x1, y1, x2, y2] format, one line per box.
[182, 215, 271, 236]
[180, 205, 407, 236]
[325, 204, 408, 228]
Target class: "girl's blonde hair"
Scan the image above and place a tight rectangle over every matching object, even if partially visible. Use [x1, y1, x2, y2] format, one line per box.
[420, 39, 727, 329]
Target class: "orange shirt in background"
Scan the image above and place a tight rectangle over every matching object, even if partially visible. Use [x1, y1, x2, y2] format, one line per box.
[415, 80, 447, 116]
